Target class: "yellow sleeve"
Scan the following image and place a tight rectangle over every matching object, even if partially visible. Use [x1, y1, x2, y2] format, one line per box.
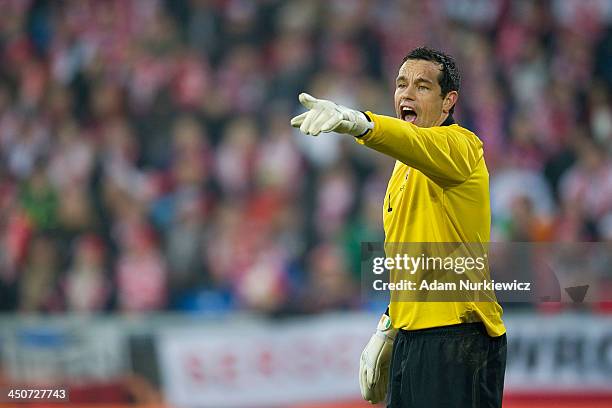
[356, 112, 484, 187]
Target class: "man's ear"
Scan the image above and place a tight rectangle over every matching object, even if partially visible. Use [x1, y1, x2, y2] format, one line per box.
[442, 91, 458, 114]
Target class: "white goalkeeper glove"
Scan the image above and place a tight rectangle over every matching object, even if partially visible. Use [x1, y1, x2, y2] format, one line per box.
[359, 314, 397, 404]
[290, 93, 373, 137]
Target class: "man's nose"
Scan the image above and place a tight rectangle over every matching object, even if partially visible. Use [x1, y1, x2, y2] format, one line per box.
[399, 85, 416, 100]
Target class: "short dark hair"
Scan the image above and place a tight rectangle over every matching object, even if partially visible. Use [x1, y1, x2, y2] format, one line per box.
[402, 47, 461, 114]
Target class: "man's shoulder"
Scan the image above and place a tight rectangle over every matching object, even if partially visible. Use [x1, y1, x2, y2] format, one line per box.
[446, 124, 483, 148]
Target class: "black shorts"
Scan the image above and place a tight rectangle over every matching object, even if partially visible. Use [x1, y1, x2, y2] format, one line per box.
[387, 322, 507, 408]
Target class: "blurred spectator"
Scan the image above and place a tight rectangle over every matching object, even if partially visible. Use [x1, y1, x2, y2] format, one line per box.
[314, 164, 356, 239]
[63, 234, 111, 313]
[164, 190, 208, 301]
[115, 224, 167, 313]
[255, 108, 304, 196]
[559, 137, 612, 239]
[18, 233, 61, 313]
[19, 160, 58, 231]
[490, 165, 555, 239]
[215, 116, 258, 197]
[300, 242, 358, 312]
[506, 195, 554, 241]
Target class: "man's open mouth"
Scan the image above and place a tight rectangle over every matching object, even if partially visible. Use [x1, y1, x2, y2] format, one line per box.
[401, 107, 417, 123]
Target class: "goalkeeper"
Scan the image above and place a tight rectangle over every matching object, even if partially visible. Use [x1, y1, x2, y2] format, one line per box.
[292, 47, 506, 408]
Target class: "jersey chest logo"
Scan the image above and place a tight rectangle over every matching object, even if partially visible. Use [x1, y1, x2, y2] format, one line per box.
[399, 169, 411, 192]
[389, 169, 411, 211]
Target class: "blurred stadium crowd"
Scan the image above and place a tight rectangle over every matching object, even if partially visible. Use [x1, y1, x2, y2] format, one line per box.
[0, 0, 611, 315]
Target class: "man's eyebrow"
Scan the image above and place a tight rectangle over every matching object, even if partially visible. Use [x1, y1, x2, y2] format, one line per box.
[395, 76, 434, 85]
[415, 77, 434, 85]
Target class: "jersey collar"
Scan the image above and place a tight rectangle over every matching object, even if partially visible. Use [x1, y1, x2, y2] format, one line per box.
[441, 114, 455, 126]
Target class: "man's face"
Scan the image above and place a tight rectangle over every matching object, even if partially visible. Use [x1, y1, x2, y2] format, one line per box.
[394, 59, 456, 128]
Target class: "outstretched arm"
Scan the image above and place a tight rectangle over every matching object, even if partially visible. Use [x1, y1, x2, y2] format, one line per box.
[291, 93, 483, 187]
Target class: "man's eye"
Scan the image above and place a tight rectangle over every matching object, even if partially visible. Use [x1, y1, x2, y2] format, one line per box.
[397, 83, 406, 89]
[418, 86, 429, 91]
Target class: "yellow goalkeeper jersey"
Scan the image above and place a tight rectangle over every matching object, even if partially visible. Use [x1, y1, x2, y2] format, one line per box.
[357, 112, 505, 337]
